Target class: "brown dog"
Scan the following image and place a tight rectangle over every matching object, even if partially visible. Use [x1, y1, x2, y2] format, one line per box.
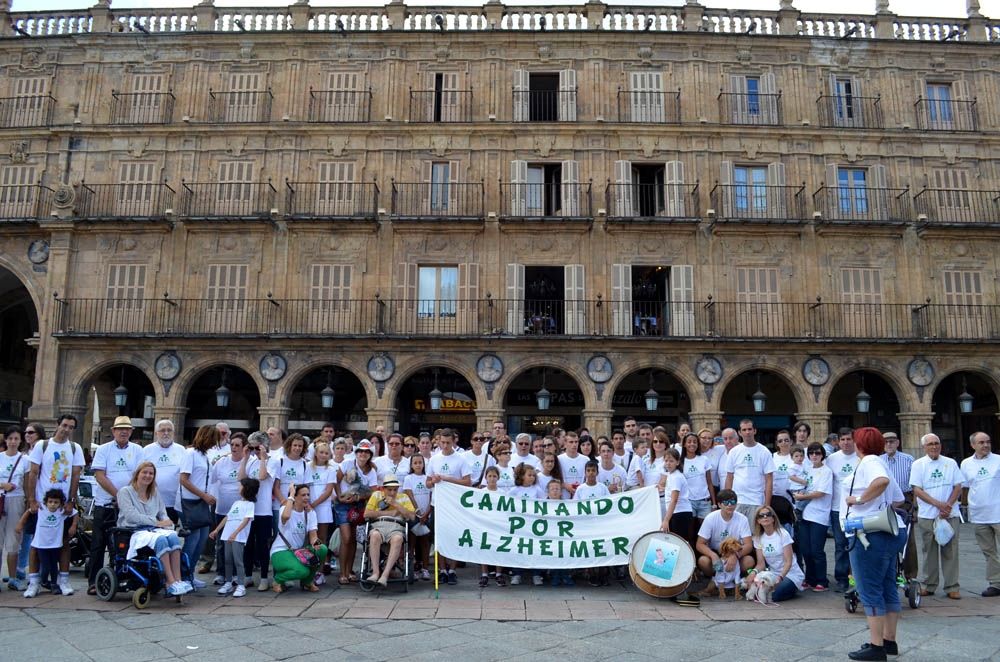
[715, 537, 743, 600]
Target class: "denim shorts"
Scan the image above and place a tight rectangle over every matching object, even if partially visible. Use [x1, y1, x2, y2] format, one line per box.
[690, 498, 713, 519]
[333, 501, 354, 527]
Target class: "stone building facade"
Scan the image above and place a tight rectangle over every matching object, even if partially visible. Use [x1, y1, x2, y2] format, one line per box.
[1, 0, 999, 455]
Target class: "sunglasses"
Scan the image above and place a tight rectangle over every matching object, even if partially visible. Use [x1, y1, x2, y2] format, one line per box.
[498, 451, 511, 455]
[404, 444, 416, 449]
[471, 436, 483, 441]
[720, 499, 737, 506]
[808, 450, 824, 455]
[757, 512, 774, 519]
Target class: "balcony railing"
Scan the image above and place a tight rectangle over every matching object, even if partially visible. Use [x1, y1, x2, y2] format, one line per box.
[0, 184, 55, 220]
[616, 89, 681, 123]
[812, 186, 910, 223]
[914, 188, 1000, 225]
[285, 181, 380, 219]
[605, 182, 700, 220]
[207, 89, 273, 123]
[914, 98, 978, 131]
[512, 90, 578, 122]
[390, 181, 485, 219]
[180, 181, 277, 218]
[408, 89, 474, 122]
[816, 94, 883, 129]
[77, 182, 175, 220]
[710, 184, 806, 222]
[718, 91, 782, 125]
[110, 90, 175, 125]
[51, 298, 1000, 342]
[500, 182, 593, 218]
[0, 95, 56, 128]
[307, 88, 372, 123]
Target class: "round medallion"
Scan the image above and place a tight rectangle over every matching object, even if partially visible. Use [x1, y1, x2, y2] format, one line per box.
[587, 355, 613, 383]
[154, 353, 181, 381]
[259, 353, 287, 381]
[695, 357, 723, 385]
[368, 354, 394, 381]
[27, 239, 49, 265]
[476, 354, 503, 383]
[907, 358, 934, 387]
[802, 358, 830, 386]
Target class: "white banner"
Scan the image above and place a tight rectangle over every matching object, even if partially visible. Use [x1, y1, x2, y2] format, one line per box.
[434, 482, 662, 568]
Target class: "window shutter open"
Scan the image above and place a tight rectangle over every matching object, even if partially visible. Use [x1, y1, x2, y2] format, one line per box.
[669, 265, 694, 336]
[760, 72, 778, 124]
[719, 160, 735, 217]
[766, 161, 787, 218]
[952, 79, 973, 130]
[611, 263, 633, 336]
[457, 262, 480, 334]
[612, 160, 633, 217]
[825, 163, 840, 218]
[421, 161, 433, 215]
[448, 159, 460, 212]
[870, 164, 888, 220]
[396, 262, 417, 333]
[564, 264, 585, 335]
[505, 263, 525, 334]
[561, 159, 580, 216]
[728, 74, 747, 124]
[665, 160, 686, 217]
[513, 69, 529, 122]
[558, 69, 577, 122]
[510, 160, 528, 215]
[441, 72, 460, 122]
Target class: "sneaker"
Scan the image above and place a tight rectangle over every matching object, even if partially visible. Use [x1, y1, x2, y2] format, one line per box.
[439, 570, 449, 583]
[551, 576, 560, 586]
[213, 575, 226, 586]
[167, 582, 184, 596]
[813, 585, 829, 592]
[257, 579, 270, 592]
[563, 577, 575, 586]
[835, 582, 849, 593]
[180, 581, 193, 594]
[479, 575, 489, 588]
[447, 570, 458, 585]
[848, 644, 887, 661]
[420, 568, 431, 581]
[233, 584, 246, 598]
[217, 582, 234, 595]
[58, 579, 74, 596]
[314, 573, 326, 586]
[533, 575, 544, 586]
[23, 582, 39, 598]
[510, 574, 522, 585]
[801, 582, 811, 590]
[496, 575, 507, 587]
[7, 578, 22, 591]
[191, 578, 207, 589]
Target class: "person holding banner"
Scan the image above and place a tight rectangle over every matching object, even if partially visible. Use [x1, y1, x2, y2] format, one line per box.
[574, 461, 611, 587]
[558, 432, 589, 497]
[597, 441, 628, 493]
[477, 467, 508, 587]
[426, 428, 471, 585]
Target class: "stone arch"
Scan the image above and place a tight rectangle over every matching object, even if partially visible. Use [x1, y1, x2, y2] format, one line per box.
[929, 364, 1000, 406]
[602, 355, 701, 406]
[382, 355, 485, 409]
[169, 353, 268, 409]
[713, 357, 807, 414]
[275, 356, 373, 407]
[822, 359, 915, 413]
[494, 354, 597, 409]
[63, 353, 163, 409]
[0, 254, 44, 325]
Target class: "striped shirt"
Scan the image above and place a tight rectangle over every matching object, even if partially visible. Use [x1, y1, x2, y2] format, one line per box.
[880, 451, 915, 495]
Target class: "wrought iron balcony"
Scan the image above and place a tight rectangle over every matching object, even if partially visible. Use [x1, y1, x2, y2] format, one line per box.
[616, 89, 681, 123]
[512, 90, 577, 122]
[307, 88, 372, 123]
[605, 182, 699, 220]
[710, 184, 806, 222]
[179, 181, 277, 219]
[914, 97, 977, 131]
[914, 188, 1000, 225]
[77, 182, 176, 220]
[0, 95, 56, 128]
[812, 186, 911, 223]
[285, 181, 379, 219]
[110, 90, 175, 124]
[51, 298, 1000, 342]
[408, 89, 474, 122]
[500, 182, 593, 219]
[816, 94, 883, 129]
[0, 184, 55, 220]
[718, 91, 781, 125]
[390, 181, 484, 219]
[207, 88, 273, 123]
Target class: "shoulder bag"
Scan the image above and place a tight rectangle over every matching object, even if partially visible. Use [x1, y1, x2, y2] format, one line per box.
[181, 453, 214, 529]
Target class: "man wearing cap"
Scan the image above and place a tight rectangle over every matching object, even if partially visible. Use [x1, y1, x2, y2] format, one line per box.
[961, 431, 1000, 597]
[87, 415, 142, 595]
[363, 475, 415, 587]
[881, 431, 917, 581]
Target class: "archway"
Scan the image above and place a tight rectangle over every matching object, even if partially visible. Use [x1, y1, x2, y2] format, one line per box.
[0, 266, 38, 425]
[504, 366, 585, 438]
[828, 370, 900, 438]
[719, 370, 797, 446]
[184, 365, 260, 439]
[932, 372, 998, 460]
[611, 369, 691, 436]
[288, 367, 368, 437]
[81, 363, 157, 446]
[395, 367, 478, 444]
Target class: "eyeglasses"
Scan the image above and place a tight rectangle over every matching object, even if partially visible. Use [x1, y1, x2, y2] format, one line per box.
[777, 438, 791, 443]
[808, 450, 824, 455]
[517, 442, 529, 446]
[720, 499, 737, 506]
[471, 436, 483, 441]
[24, 430, 36, 435]
[757, 512, 774, 519]
[404, 444, 416, 449]
[498, 451, 511, 455]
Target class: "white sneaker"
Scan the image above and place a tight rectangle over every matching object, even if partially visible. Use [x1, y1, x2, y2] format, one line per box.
[217, 582, 234, 595]
[213, 575, 226, 586]
[257, 579, 270, 592]
[420, 568, 431, 581]
[233, 584, 246, 598]
[191, 578, 206, 589]
[23, 582, 39, 598]
[181, 581, 193, 593]
[532, 575, 544, 586]
[168, 582, 189, 596]
[58, 579, 74, 596]
[511, 574, 522, 585]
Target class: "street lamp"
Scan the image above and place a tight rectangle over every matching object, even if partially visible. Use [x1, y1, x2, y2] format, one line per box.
[113, 366, 128, 412]
[752, 371, 767, 413]
[645, 370, 659, 412]
[958, 375, 974, 414]
[856, 373, 871, 414]
[215, 367, 230, 409]
[536, 368, 551, 411]
[321, 369, 335, 409]
[429, 370, 443, 411]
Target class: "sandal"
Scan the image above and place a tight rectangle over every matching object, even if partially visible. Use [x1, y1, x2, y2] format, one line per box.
[348, 574, 360, 583]
[87, 585, 97, 596]
[273, 583, 284, 594]
[302, 584, 320, 592]
[338, 576, 350, 585]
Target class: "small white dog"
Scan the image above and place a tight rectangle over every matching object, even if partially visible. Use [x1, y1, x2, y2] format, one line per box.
[742, 570, 781, 605]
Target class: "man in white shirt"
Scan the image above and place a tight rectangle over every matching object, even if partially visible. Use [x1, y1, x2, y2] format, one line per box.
[210, 422, 232, 464]
[426, 428, 471, 584]
[693, 489, 754, 594]
[557, 432, 589, 497]
[610, 430, 631, 470]
[911, 433, 964, 600]
[622, 418, 639, 453]
[510, 433, 540, 470]
[596, 441, 627, 493]
[141, 419, 186, 523]
[962, 431, 1000, 597]
[374, 433, 410, 485]
[825, 427, 859, 592]
[87, 415, 142, 594]
[724, 419, 775, 523]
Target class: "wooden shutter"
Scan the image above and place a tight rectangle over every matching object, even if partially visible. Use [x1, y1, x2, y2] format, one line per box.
[421, 161, 433, 215]
[227, 72, 261, 122]
[439, 72, 460, 122]
[760, 72, 778, 124]
[11, 77, 47, 126]
[317, 161, 355, 215]
[513, 69, 529, 122]
[560, 159, 580, 216]
[629, 71, 663, 123]
[0, 165, 37, 217]
[564, 264, 585, 335]
[613, 160, 633, 217]
[118, 161, 157, 216]
[457, 262, 480, 333]
[719, 161, 735, 217]
[448, 159, 460, 212]
[510, 160, 528, 215]
[728, 74, 747, 124]
[611, 263, 633, 336]
[943, 269, 985, 338]
[128, 73, 165, 122]
[824, 163, 840, 218]
[107, 265, 147, 310]
[396, 262, 417, 333]
[870, 164, 888, 220]
[328, 71, 359, 122]
[933, 169, 971, 221]
[669, 265, 694, 336]
[736, 266, 780, 336]
[952, 79, 973, 131]
[505, 263, 525, 334]
[206, 264, 248, 312]
[665, 160, 686, 217]
[217, 161, 254, 215]
[841, 268, 882, 304]
[766, 162, 787, 219]
[558, 69, 577, 122]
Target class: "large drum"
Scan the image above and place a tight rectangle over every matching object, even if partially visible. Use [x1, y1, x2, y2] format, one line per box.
[629, 531, 697, 598]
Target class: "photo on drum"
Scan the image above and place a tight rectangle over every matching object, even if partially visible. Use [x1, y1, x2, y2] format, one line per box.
[641, 540, 680, 581]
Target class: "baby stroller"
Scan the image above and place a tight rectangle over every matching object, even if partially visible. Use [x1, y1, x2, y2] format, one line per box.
[844, 506, 921, 612]
[94, 527, 192, 609]
[358, 518, 413, 593]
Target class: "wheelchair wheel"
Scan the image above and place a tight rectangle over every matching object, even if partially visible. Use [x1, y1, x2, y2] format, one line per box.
[95, 567, 118, 602]
[845, 597, 857, 613]
[908, 580, 921, 609]
[132, 586, 152, 609]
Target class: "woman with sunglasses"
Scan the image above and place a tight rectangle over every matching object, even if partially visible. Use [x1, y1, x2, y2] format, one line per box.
[792, 442, 832, 591]
[750, 505, 804, 602]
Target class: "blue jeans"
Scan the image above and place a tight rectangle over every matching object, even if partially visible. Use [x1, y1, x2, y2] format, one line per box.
[830, 511, 850, 586]
[16, 531, 32, 578]
[771, 577, 799, 602]
[182, 526, 210, 577]
[797, 519, 829, 588]
[849, 530, 901, 617]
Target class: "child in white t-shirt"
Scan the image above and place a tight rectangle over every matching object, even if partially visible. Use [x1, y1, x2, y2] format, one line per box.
[788, 446, 808, 515]
[19, 489, 77, 597]
[403, 454, 433, 581]
[210, 478, 258, 597]
[574, 462, 611, 587]
[478, 467, 507, 588]
[545, 479, 572, 586]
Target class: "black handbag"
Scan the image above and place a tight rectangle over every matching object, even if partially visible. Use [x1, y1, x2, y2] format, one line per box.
[182, 453, 213, 529]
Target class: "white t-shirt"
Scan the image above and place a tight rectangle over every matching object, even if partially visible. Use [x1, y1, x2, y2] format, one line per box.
[910, 454, 963, 520]
[573, 482, 610, 500]
[626, 452, 648, 489]
[0, 452, 28, 498]
[494, 464, 517, 492]
[557, 453, 589, 488]
[374, 455, 410, 485]
[704, 445, 726, 488]
[537, 472, 556, 494]
[207, 443, 231, 466]
[427, 451, 471, 506]
[243, 456, 275, 517]
[840, 454, 891, 527]
[29, 439, 85, 504]
[268, 456, 309, 508]
[306, 464, 337, 505]
[461, 449, 495, 484]
[270, 505, 317, 554]
[754, 528, 804, 589]
[825, 451, 859, 510]
[141, 442, 187, 511]
[697, 510, 751, 552]
[597, 463, 628, 493]
[211, 455, 246, 515]
[788, 462, 806, 488]
[771, 452, 794, 497]
[32, 508, 70, 549]
[801, 464, 833, 525]
[221, 499, 255, 544]
[179, 449, 211, 501]
[337, 459, 379, 500]
[665, 470, 692, 514]
[612, 450, 631, 471]
[724, 443, 775, 506]
[91, 441, 142, 507]
[961, 453, 1000, 524]
[508, 484, 545, 500]
[643, 456, 666, 490]
[402, 473, 432, 514]
[511, 453, 541, 471]
[682, 455, 711, 501]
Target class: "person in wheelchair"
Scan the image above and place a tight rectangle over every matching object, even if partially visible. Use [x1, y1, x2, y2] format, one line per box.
[116, 462, 190, 596]
[364, 475, 415, 587]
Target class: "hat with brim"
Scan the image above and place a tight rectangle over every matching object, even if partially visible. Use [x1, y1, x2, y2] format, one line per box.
[112, 415, 135, 430]
[382, 475, 400, 488]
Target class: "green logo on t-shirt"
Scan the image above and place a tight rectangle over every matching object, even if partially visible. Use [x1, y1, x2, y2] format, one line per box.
[841, 464, 854, 474]
[721, 529, 730, 538]
[115, 458, 127, 467]
[159, 454, 169, 463]
[295, 520, 304, 529]
[312, 472, 321, 481]
[229, 470, 238, 479]
[778, 462, 789, 471]
[46, 514, 57, 523]
[765, 543, 776, 553]
[979, 467, 990, 477]
[568, 466, 579, 475]
[931, 468, 944, 480]
[441, 463, 450, 473]
[287, 468, 297, 477]
[416, 481, 425, 490]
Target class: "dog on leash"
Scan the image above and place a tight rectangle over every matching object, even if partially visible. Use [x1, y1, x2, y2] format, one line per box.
[742, 569, 781, 605]
[712, 537, 743, 599]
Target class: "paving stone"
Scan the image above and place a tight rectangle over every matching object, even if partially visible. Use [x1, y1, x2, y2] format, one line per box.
[85, 641, 176, 662]
[157, 632, 240, 657]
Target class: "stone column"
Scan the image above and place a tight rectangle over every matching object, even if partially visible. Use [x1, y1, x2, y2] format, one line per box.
[777, 1, 798, 34]
[897, 411, 935, 457]
[688, 410, 723, 433]
[195, 0, 217, 31]
[474, 408, 505, 433]
[792, 411, 832, 441]
[583, 0, 606, 29]
[873, 3, 895, 40]
[257, 406, 291, 434]
[289, 0, 311, 30]
[152, 406, 189, 440]
[365, 407, 398, 433]
[385, 0, 406, 29]
[682, 1, 704, 31]
[483, 0, 504, 29]
[581, 409, 614, 436]
[90, 0, 114, 33]
[967, 0, 987, 41]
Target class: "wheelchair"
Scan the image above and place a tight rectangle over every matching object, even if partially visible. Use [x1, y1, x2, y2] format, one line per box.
[358, 518, 414, 593]
[94, 527, 192, 609]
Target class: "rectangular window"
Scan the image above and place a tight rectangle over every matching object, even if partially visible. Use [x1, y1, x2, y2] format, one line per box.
[226, 72, 262, 123]
[933, 169, 970, 211]
[629, 71, 664, 123]
[841, 268, 882, 304]
[745, 77, 760, 116]
[127, 73, 166, 123]
[310, 264, 352, 312]
[117, 161, 157, 216]
[433, 72, 460, 122]
[9, 77, 48, 127]
[736, 267, 779, 304]
[217, 161, 254, 214]
[837, 168, 868, 215]
[734, 266, 781, 336]
[834, 78, 854, 121]
[734, 166, 767, 212]
[206, 264, 248, 311]
[417, 266, 458, 319]
[106, 265, 147, 310]
[0, 165, 37, 217]
[943, 270, 983, 306]
[324, 71, 360, 122]
[316, 161, 355, 215]
[430, 162, 450, 211]
[926, 83, 954, 128]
